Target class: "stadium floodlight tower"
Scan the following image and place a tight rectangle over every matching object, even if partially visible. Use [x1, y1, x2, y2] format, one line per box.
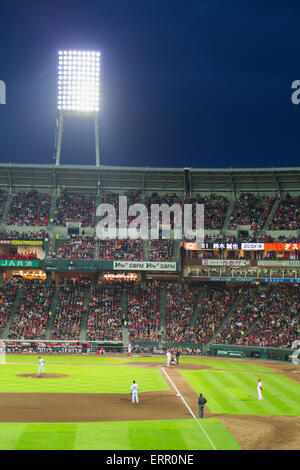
[55, 49, 101, 166]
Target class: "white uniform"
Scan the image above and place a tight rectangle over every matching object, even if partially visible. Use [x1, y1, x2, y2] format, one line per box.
[38, 358, 45, 374]
[166, 351, 171, 367]
[257, 379, 263, 400]
[128, 343, 132, 355]
[130, 382, 139, 403]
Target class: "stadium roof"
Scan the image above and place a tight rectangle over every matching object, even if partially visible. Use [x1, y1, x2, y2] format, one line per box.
[1, 163, 300, 194]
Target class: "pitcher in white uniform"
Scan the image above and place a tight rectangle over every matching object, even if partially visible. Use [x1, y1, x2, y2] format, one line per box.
[38, 357, 45, 374]
[130, 380, 139, 403]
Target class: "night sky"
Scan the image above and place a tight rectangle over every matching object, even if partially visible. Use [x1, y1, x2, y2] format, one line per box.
[0, 0, 300, 169]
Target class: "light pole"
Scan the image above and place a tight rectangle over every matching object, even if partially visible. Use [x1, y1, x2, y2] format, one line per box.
[55, 50, 101, 166]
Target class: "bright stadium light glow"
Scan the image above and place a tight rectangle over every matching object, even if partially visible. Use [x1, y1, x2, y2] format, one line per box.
[57, 50, 100, 113]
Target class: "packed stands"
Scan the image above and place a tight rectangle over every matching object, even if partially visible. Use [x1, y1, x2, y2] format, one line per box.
[0, 229, 48, 240]
[0, 252, 38, 260]
[8, 281, 54, 340]
[185, 194, 229, 230]
[270, 195, 300, 230]
[228, 193, 276, 233]
[52, 235, 95, 259]
[166, 286, 201, 342]
[213, 285, 300, 348]
[0, 190, 7, 222]
[51, 280, 88, 340]
[53, 191, 96, 227]
[87, 284, 122, 341]
[193, 285, 239, 344]
[99, 238, 144, 261]
[0, 282, 18, 333]
[148, 239, 174, 261]
[126, 283, 160, 341]
[7, 190, 50, 226]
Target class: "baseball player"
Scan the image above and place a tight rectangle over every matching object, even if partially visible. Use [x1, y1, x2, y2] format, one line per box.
[128, 343, 132, 356]
[166, 350, 171, 367]
[130, 380, 139, 404]
[38, 357, 45, 374]
[257, 378, 263, 400]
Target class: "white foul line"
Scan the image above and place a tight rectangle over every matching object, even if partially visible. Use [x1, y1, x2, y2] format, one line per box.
[161, 367, 216, 450]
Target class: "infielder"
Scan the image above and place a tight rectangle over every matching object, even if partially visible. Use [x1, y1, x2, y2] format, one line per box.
[130, 380, 139, 404]
[257, 378, 263, 400]
[166, 350, 171, 367]
[38, 357, 45, 374]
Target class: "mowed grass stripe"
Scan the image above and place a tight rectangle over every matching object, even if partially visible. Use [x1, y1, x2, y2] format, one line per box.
[5, 355, 126, 365]
[0, 364, 170, 394]
[179, 370, 242, 414]
[180, 369, 300, 416]
[0, 420, 242, 450]
[258, 375, 300, 415]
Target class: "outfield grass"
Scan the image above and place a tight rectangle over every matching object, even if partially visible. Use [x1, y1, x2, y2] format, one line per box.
[0, 419, 242, 450]
[5, 354, 126, 365]
[0, 363, 170, 393]
[180, 369, 300, 416]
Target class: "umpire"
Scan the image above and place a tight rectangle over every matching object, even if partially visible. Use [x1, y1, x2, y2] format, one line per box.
[198, 393, 207, 419]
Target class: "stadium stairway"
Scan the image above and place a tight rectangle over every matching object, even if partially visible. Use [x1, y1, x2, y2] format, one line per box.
[191, 286, 206, 327]
[79, 289, 91, 343]
[143, 239, 149, 260]
[121, 290, 129, 350]
[48, 191, 58, 224]
[1, 285, 23, 339]
[159, 287, 167, 332]
[220, 197, 234, 234]
[45, 289, 60, 340]
[206, 289, 245, 346]
[261, 196, 280, 232]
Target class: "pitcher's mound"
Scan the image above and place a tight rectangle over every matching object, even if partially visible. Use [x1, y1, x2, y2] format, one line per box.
[16, 373, 68, 379]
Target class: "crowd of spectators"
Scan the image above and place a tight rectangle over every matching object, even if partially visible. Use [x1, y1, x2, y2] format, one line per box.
[52, 235, 95, 259]
[99, 238, 144, 261]
[245, 286, 299, 348]
[53, 191, 96, 227]
[192, 286, 239, 343]
[228, 193, 276, 233]
[166, 287, 201, 342]
[126, 283, 160, 341]
[87, 284, 122, 341]
[8, 281, 54, 340]
[185, 194, 229, 230]
[0, 282, 18, 333]
[51, 281, 88, 340]
[213, 286, 269, 345]
[270, 195, 300, 230]
[148, 239, 174, 261]
[0, 190, 7, 222]
[0, 229, 48, 240]
[0, 252, 38, 260]
[213, 285, 300, 349]
[7, 190, 51, 226]
[100, 189, 142, 227]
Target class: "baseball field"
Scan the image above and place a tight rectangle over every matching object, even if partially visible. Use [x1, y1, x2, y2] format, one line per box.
[0, 354, 299, 450]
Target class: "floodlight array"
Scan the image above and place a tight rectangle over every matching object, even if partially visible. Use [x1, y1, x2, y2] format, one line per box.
[57, 50, 100, 113]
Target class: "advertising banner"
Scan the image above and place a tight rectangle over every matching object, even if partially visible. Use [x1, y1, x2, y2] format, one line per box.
[113, 261, 177, 271]
[203, 259, 251, 266]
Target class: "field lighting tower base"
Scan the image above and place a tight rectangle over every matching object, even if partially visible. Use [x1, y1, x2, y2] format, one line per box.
[54, 111, 100, 167]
